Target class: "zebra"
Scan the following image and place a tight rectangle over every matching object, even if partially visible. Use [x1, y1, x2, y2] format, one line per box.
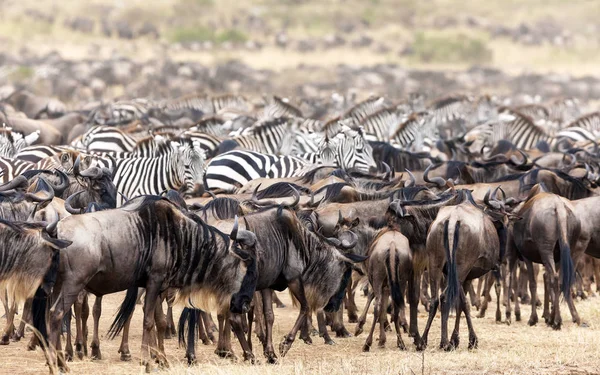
[180, 130, 223, 158]
[0, 150, 97, 183]
[222, 117, 295, 155]
[341, 95, 386, 125]
[110, 139, 206, 206]
[212, 94, 250, 113]
[204, 150, 307, 192]
[426, 94, 496, 137]
[15, 145, 70, 163]
[389, 112, 438, 152]
[86, 100, 150, 126]
[553, 112, 600, 145]
[358, 107, 398, 142]
[262, 96, 302, 119]
[79, 125, 138, 153]
[189, 116, 228, 137]
[0, 128, 40, 158]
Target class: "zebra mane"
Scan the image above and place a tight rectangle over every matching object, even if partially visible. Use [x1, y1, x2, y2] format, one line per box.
[342, 96, 384, 121]
[271, 96, 303, 118]
[566, 111, 600, 129]
[430, 94, 471, 109]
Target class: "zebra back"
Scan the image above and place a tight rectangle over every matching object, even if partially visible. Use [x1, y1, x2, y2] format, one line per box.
[81, 125, 137, 153]
[262, 96, 303, 119]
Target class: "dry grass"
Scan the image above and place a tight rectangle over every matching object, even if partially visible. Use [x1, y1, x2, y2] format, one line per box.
[1, 280, 600, 375]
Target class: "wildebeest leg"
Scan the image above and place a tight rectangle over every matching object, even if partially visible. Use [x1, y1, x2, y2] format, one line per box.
[518, 262, 530, 303]
[81, 294, 89, 357]
[467, 282, 480, 310]
[73, 292, 86, 360]
[153, 298, 168, 367]
[64, 307, 73, 362]
[260, 289, 278, 363]
[272, 290, 285, 308]
[526, 260, 539, 326]
[568, 253, 583, 325]
[90, 296, 102, 360]
[253, 293, 266, 347]
[230, 312, 255, 362]
[494, 271, 502, 323]
[378, 288, 389, 348]
[203, 312, 216, 342]
[460, 286, 478, 349]
[362, 294, 380, 352]
[316, 310, 334, 345]
[478, 274, 494, 318]
[547, 261, 562, 330]
[215, 313, 233, 358]
[166, 289, 177, 337]
[16, 298, 33, 341]
[420, 272, 430, 312]
[450, 290, 462, 350]
[299, 314, 312, 344]
[331, 304, 351, 338]
[118, 313, 133, 361]
[346, 278, 358, 323]
[408, 269, 421, 341]
[0, 294, 16, 345]
[593, 259, 600, 293]
[542, 272, 551, 324]
[417, 274, 440, 351]
[355, 291, 374, 336]
[393, 278, 407, 350]
[279, 279, 309, 357]
[140, 280, 162, 373]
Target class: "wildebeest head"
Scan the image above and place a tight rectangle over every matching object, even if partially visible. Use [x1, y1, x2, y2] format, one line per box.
[64, 162, 117, 214]
[228, 216, 258, 314]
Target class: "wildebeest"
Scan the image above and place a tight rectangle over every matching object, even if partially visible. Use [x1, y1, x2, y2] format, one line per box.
[35, 196, 257, 373]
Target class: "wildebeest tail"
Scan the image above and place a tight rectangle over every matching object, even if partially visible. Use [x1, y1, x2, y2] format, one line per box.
[444, 219, 461, 310]
[385, 242, 405, 309]
[178, 307, 199, 347]
[32, 251, 60, 341]
[107, 286, 138, 339]
[556, 205, 575, 301]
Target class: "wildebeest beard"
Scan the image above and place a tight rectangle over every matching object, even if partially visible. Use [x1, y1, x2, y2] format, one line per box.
[121, 196, 254, 313]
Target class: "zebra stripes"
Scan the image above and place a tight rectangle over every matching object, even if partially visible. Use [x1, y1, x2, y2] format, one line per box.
[342, 96, 385, 125]
[111, 139, 206, 206]
[204, 150, 307, 192]
[262, 96, 302, 119]
[228, 117, 294, 155]
[80, 125, 137, 153]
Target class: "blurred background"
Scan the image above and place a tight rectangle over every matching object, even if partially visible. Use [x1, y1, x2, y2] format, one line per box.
[0, 0, 598, 102]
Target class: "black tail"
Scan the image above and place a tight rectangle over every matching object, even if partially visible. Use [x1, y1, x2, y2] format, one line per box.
[324, 266, 352, 313]
[385, 243, 405, 309]
[444, 220, 461, 310]
[178, 307, 199, 347]
[32, 251, 60, 341]
[556, 206, 575, 302]
[107, 286, 137, 339]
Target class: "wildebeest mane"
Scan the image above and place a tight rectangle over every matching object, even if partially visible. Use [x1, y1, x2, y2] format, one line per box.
[256, 182, 310, 200]
[198, 197, 241, 220]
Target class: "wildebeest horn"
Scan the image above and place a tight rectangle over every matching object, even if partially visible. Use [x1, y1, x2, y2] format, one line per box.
[251, 184, 262, 203]
[404, 169, 416, 187]
[381, 162, 392, 181]
[338, 210, 344, 225]
[230, 215, 239, 240]
[0, 175, 28, 191]
[51, 169, 70, 195]
[484, 188, 502, 210]
[45, 212, 59, 236]
[64, 190, 85, 215]
[423, 164, 446, 187]
[25, 177, 55, 203]
[339, 230, 358, 250]
[308, 190, 324, 208]
[510, 149, 527, 167]
[326, 237, 341, 247]
[285, 184, 300, 207]
[80, 166, 103, 180]
[73, 155, 81, 176]
[207, 190, 217, 199]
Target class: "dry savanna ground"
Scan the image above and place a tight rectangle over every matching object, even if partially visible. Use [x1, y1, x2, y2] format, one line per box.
[1, 282, 600, 375]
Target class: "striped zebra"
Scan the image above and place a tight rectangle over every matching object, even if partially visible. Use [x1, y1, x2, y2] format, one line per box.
[554, 112, 600, 143]
[80, 125, 137, 153]
[223, 117, 295, 155]
[389, 112, 438, 152]
[426, 94, 496, 136]
[212, 94, 250, 113]
[16, 145, 70, 163]
[160, 94, 214, 115]
[358, 107, 398, 142]
[110, 139, 206, 206]
[204, 150, 307, 192]
[464, 107, 555, 152]
[290, 118, 325, 155]
[180, 130, 223, 158]
[262, 96, 302, 119]
[342, 96, 386, 125]
[0, 128, 40, 158]
[0, 150, 97, 183]
[189, 116, 227, 137]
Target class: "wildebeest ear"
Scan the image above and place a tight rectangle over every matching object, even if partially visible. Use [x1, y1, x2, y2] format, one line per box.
[44, 237, 72, 250]
[341, 253, 368, 263]
[351, 217, 360, 227]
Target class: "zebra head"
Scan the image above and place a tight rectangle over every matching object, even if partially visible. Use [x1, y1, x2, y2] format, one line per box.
[337, 125, 377, 173]
[176, 139, 206, 195]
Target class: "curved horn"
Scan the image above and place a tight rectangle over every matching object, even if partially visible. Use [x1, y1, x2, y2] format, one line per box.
[64, 190, 85, 215]
[404, 169, 416, 187]
[251, 184, 262, 203]
[583, 163, 590, 180]
[286, 185, 300, 207]
[0, 175, 28, 192]
[510, 149, 528, 167]
[50, 169, 70, 195]
[73, 155, 81, 176]
[423, 163, 446, 187]
[338, 210, 344, 225]
[45, 212, 59, 236]
[25, 178, 55, 203]
[339, 230, 358, 249]
[484, 188, 502, 209]
[230, 215, 239, 240]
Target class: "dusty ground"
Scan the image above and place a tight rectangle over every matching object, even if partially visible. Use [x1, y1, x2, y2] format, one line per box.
[1, 283, 600, 375]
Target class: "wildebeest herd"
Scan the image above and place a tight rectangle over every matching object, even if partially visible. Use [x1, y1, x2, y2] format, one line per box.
[0, 89, 599, 373]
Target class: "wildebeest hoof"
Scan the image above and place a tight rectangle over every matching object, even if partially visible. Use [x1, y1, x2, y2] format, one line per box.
[120, 352, 132, 361]
[324, 338, 335, 345]
[76, 350, 84, 360]
[186, 354, 196, 365]
[300, 335, 313, 345]
[521, 295, 531, 304]
[310, 328, 319, 336]
[415, 338, 427, 351]
[496, 310, 502, 323]
[348, 314, 358, 323]
[264, 353, 278, 364]
[515, 312, 521, 322]
[0, 336, 9, 345]
[215, 349, 235, 359]
[164, 330, 172, 340]
[468, 337, 478, 350]
[201, 338, 212, 345]
[528, 316, 538, 326]
[362, 343, 371, 352]
[335, 328, 352, 338]
[64, 352, 73, 362]
[397, 339, 406, 351]
[552, 321, 562, 330]
[279, 337, 293, 357]
[441, 342, 454, 351]
[580, 322, 589, 328]
[91, 345, 102, 360]
[450, 334, 459, 349]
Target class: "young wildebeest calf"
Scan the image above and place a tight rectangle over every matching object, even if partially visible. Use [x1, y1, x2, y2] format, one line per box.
[419, 190, 505, 351]
[35, 196, 257, 374]
[356, 228, 412, 352]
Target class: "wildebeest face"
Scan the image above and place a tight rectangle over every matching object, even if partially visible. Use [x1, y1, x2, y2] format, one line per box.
[228, 217, 258, 314]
